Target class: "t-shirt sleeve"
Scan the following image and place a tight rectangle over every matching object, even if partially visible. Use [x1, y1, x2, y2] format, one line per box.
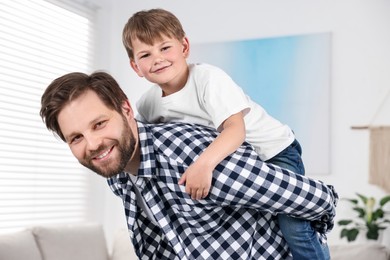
[135, 86, 161, 123]
[197, 65, 251, 130]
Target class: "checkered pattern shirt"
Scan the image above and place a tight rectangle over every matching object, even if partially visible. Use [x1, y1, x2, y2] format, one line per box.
[108, 121, 338, 260]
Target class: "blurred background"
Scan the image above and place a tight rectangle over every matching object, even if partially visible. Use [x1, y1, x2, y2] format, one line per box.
[1, 0, 389, 253]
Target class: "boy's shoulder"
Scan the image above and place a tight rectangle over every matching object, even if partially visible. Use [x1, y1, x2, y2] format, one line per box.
[190, 63, 225, 73]
[189, 63, 230, 81]
[136, 85, 161, 108]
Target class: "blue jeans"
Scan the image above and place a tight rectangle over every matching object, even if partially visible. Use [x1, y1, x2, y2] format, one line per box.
[266, 139, 330, 260]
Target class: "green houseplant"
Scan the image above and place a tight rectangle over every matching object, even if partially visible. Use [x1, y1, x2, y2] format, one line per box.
[338, 193, 390, 242]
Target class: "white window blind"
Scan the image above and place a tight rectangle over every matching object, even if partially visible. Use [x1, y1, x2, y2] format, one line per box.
[0, 0, 97, 233]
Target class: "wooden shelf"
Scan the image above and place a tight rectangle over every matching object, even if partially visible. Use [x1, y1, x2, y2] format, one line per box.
[351, 125, 369, 130]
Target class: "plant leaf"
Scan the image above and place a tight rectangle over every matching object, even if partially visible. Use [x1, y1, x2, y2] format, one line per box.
[346, 229, 359, 242]
[353, 207, 365, 218]
[340, 228, 348, 238]
[345, 198, 358, 205]
[380, 196, 390, 207]
[372, 209, 384, 221]
[366, 227, 379, 240]
[357, 193, 368, 204]
[338, 220, 353, 226]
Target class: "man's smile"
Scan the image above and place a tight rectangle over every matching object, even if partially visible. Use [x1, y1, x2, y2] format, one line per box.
[92, 146, 114, 161]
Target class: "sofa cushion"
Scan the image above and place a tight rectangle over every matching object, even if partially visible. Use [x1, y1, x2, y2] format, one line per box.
[330, 243, 390, 260]
[0, 229, 42, 260]
[32, 223, 109, 260]
[110, 228, 138, 260]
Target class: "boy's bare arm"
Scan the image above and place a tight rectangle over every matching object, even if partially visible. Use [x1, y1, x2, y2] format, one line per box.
[178, 111, 246, 199]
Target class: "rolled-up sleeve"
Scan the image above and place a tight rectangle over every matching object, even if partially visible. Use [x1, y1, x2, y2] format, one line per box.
[151, 122, 338, 234]
[209, 146, 337, 221]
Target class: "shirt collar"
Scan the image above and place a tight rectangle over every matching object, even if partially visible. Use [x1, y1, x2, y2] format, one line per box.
[134, 121, 156, 179]
[107, 121, 156, 186]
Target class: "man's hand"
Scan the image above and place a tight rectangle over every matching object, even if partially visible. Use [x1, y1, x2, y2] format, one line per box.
[178, 161, 213, 200]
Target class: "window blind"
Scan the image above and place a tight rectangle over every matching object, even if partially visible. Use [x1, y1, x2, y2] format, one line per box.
[0, 0, 97, 233]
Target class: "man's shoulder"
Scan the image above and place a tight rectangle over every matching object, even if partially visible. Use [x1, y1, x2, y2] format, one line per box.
[140, 121, 218, 143]
[145, 121, 216, 133]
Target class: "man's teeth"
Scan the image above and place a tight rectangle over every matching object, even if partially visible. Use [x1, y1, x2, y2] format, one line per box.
[96, 149, 110, 159]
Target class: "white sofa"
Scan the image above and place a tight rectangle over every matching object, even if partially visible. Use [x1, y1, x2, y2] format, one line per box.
[0, 223, 389, 260]
[0, 223, 137, 260]
[330, 243, 390, 260]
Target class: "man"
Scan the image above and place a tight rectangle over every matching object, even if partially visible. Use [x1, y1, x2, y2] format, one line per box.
[40, 71, 337, 260]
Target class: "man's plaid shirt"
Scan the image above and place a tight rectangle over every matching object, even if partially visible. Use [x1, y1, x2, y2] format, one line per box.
[108, 121, 338, 260]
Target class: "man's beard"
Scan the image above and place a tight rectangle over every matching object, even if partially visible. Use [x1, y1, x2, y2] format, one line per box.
[80, 116, 136, 178]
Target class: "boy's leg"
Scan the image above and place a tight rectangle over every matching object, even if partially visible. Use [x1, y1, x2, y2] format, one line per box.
[267, 139, 330, 260]
[277, 214, 330, 259]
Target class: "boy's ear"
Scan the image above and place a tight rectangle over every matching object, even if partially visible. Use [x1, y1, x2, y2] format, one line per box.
[130, 60, 144, 77]
[182, 37, 190, 58]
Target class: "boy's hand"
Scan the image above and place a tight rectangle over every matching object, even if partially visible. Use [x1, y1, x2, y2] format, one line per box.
[177, 112, 246, 200]
[178, 162, 213, 200]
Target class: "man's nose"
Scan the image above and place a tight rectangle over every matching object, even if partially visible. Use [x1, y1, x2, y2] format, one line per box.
[85, 134, 102, 152]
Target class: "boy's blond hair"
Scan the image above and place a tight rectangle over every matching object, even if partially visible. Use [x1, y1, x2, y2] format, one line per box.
[122, 8, 186, 60]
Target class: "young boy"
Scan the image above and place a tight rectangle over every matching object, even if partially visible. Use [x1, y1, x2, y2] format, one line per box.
[122, 8, 329, 259]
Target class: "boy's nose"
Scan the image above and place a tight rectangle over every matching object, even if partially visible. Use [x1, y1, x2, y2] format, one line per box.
[154, 55, 165, 64]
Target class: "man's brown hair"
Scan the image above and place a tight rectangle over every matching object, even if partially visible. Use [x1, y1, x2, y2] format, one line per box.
[40, 71, 128, 141]
[122, 8, 186, 60]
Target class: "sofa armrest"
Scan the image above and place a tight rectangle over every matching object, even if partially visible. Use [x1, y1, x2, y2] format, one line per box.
[110, 228, 138, 260]
[32, 223, 110, 260]
[0, 230, 42, 260]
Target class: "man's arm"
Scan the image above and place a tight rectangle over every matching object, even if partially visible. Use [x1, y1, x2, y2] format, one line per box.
[152, 122, 338, 232]
[209, 146, 337, 222]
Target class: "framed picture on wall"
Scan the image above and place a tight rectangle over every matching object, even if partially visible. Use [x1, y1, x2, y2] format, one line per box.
[189, 32, 331, 175]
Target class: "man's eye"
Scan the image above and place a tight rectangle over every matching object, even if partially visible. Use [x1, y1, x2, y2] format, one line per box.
[95, 120, 107, 129]
[70, 135, 82, 144]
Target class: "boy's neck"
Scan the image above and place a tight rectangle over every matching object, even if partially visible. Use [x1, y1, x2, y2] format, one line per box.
[161, 85, 184, 97]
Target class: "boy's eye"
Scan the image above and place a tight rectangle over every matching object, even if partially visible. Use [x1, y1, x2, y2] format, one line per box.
[161, 46, 170, 51]
[139, 53, 149, 59]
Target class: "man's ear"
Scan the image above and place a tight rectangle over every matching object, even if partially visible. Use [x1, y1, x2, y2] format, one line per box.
[182, 37, 190, 58]
[130, 60, 144, 77]
[122, 100, 134, 118]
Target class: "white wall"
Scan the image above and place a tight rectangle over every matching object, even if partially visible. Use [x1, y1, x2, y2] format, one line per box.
[92, 0, 390, 246]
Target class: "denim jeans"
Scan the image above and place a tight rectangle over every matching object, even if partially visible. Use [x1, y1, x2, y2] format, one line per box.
[266, 139, 330, 260]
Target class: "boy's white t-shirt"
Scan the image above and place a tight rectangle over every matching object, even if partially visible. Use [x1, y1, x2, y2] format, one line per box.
[136, 63, 294, 160]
